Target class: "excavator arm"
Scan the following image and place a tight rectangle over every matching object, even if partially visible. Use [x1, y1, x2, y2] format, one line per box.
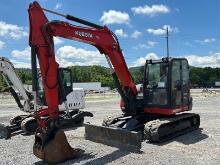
[0, 57, 33, 112]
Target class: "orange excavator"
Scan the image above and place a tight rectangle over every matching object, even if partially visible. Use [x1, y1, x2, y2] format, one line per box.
[28, 1, 200, 164]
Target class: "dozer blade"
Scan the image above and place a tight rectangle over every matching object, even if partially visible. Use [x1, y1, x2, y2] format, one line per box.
[33, 128, 84, 164]
[85, 123, 142, 151]
[0, 124, 11, 139]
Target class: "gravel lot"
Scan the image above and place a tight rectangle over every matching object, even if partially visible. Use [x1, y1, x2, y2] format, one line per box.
[0, 93, 220, 165]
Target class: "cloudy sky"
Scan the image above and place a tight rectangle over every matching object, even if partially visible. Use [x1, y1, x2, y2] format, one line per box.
[0, 0, 219, 68]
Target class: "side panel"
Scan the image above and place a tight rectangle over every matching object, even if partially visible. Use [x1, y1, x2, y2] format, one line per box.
[59, 88, 85, 111]
[144, 106, 188, 115]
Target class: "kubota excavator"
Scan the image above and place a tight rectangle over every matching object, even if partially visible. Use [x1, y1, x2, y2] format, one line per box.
[28, 1, 200, 163]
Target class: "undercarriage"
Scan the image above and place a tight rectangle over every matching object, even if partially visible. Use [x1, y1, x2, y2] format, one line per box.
[0, 109, 93, 139]
[85, 113, 200, 151]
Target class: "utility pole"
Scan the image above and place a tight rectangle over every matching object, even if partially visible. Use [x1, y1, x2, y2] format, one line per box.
[165, 27, 169, 58]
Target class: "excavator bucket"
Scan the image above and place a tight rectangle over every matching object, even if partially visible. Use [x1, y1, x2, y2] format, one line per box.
[33, 128, 84, 164]
[85, 124, 142, 151]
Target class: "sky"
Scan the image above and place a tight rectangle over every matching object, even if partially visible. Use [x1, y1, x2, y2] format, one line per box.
[0, 0, 219, 68]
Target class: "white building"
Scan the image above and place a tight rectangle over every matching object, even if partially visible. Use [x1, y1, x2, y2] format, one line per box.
[73, 82, 110, 92]
[24, 82, 110, 93]
[215, 81, 220, 87]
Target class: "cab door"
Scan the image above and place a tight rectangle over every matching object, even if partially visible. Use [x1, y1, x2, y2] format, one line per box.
[171, 60, 182, 108]
[181, 60, 190, 107]
[171, 59, 190, 109]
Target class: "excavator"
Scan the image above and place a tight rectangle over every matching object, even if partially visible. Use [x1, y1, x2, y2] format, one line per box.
[27, 1, 200, 164]
[0, 56, 34, 112]
[0, 56, 36, 138]
[0, 56, 91, 139]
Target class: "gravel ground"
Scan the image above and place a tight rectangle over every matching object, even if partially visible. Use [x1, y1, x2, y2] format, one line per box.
[0, 94, 220, 165]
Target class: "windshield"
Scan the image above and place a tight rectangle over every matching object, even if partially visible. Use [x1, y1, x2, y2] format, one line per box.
[146, 63, 168, 88]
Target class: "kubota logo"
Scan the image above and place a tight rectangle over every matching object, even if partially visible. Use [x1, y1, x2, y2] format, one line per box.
[75, 31, 93, 38]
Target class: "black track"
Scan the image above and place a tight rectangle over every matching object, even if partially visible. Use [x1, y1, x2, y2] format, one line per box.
[144, 113, 200, 142]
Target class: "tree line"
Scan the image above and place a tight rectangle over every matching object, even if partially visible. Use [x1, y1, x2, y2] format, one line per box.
[129, 66, 220, 88]
[190, 67, 220, 87]
[0, 65, 220, 91]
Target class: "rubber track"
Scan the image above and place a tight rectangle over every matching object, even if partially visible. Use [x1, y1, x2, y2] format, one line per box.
[144, 113, 200, 142]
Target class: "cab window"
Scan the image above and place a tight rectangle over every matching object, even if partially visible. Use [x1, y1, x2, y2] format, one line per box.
[145, 62, 168, 106]
[182, 60, 189, 86]
[62, 69, 71, 87]
[171, 61, 181, 106]
[146, 63, 168, 88]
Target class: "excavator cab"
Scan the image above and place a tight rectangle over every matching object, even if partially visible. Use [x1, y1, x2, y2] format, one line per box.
[144, 57, 192, 113]
[37, 68, 73, 106]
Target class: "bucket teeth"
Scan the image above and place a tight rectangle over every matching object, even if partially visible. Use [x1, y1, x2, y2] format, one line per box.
[33, 128, 84, 164]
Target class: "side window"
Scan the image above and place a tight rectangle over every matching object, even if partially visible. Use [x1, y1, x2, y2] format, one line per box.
[146, 64, 160, 87]
[172, 61, 181, 106]
[63, 70, 71, 87]
[182, 60, 189, 86]
[37, 73, 46, 106]
[146, 63, 168, 88]
[59, 69, 73, 97]
[172, 61, 181, 90]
